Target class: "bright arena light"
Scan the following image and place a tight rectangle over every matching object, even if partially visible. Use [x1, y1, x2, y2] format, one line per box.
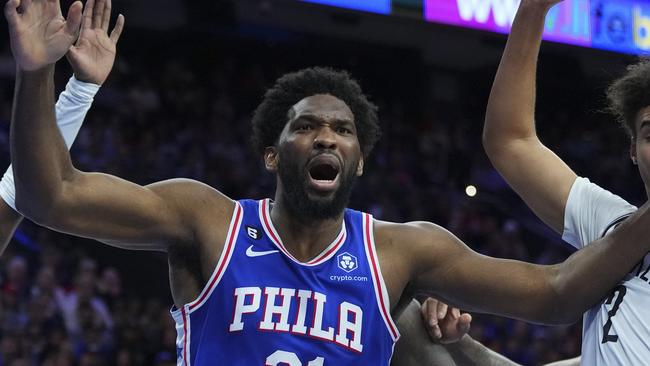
[465, 185, 477, 197]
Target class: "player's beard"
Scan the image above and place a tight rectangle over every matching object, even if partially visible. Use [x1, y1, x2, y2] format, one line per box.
[277, 155, 357, 221]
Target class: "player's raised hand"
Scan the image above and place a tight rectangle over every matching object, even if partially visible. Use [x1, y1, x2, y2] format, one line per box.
[421, 297, 472, 344]
[67, 0, 124, 85]
[4, 0, 83, 71]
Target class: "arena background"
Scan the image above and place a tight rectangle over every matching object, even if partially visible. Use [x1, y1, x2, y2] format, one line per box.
[0, 0, 646, 364]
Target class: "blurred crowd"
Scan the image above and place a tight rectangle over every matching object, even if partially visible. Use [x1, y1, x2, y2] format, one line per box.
[0, 20, 641, 365]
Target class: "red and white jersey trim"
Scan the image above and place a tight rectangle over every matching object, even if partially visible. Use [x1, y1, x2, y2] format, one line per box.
[259, 199, 347, 266]
[181, 306, 191, 366]
[362, 213, 400, 342]
[187, 201, 243, 313]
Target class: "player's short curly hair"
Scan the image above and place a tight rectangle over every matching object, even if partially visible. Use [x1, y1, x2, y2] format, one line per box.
[607, 59, 650, 138]
[251, 67, 381, 158]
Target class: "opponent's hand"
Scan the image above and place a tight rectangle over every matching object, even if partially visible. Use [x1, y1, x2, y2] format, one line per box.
[67, 0, 124, 85]
[5, 0, 83, 71]
[421, 297, 472, 344]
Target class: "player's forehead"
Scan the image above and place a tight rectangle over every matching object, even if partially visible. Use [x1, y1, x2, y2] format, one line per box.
[289, 94, 354, 123]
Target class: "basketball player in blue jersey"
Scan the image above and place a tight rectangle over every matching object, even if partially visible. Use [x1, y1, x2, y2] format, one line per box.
[7, 0, 650, 365]
[484, 0, 650, 364]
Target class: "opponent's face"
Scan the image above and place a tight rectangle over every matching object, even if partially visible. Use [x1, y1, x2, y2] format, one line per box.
[265, 94, 364, 220]
[632, 105, 650, 197]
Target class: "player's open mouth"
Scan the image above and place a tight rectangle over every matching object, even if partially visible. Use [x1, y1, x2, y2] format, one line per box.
[307, 155, 341, 192]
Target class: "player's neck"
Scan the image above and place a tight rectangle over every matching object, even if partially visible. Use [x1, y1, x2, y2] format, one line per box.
[270, 197, 345, 262]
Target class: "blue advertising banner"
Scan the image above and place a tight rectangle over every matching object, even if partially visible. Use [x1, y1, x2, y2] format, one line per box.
[302, 0, 392, 15]
[591, 0, 650, 54]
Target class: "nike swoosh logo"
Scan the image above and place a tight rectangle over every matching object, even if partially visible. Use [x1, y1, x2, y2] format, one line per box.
[246, 245, 279, 258]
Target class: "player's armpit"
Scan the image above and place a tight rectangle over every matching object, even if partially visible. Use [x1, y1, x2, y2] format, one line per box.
[25, 174, 233, 252]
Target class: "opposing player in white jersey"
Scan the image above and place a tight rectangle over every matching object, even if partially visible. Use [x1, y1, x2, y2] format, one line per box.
[484, 0, 650, 363]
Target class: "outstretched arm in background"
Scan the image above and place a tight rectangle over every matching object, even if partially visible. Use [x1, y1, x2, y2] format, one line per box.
[483, 0, 576, 233]
[393, 298, 521, 366]
[0, 0, 122, 255]
[8, 0, 230, 253]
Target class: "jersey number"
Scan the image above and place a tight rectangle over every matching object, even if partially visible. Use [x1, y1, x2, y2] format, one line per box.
[265, 350, 324, 366]
[601, 285, 627, 344]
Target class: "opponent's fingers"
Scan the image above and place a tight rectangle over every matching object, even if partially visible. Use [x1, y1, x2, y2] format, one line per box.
[64, 0, 82, 36]
[421, 298, 438, 325]
[457, 313, 472, 334]
[436, 301, 448, 320]
[4, 0, 20, 26]
[109, 13, 124, 43]
[100, 0, 110, 30]
[92, 0, 103, 28]
[81, 0, 94, 30]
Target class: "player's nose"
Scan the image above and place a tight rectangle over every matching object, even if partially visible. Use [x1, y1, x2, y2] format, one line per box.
[313, 127, 337, 150]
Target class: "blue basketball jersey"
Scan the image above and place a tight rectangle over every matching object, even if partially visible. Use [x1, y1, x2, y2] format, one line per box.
[171, 199, 400, 365]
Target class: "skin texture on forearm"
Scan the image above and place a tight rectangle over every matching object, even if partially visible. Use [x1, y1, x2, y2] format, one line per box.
[11, 67, 77, 223]
[445, 335, 521, 366]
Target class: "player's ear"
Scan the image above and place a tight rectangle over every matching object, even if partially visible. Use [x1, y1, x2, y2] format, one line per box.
[630, 137, 638, 165]
[265, 147, 279, 172]
[356, 157, 364, 176]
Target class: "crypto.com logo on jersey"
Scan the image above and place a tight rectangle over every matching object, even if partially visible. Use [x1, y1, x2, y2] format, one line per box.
[425, 0, 591, 46]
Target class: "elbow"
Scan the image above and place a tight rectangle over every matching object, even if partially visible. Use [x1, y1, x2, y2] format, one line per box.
[15, 189, 63, 227]
[543, 269, 584, 325]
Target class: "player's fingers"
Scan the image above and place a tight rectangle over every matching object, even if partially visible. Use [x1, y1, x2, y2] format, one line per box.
[4, 0, 20, 26]
[457, 313, 472, 334]
[81, 0, 93, 30]
[451, 307, 461, 319]
[92, 0, 103, 28]
[109, 13, 124, 43]
[421, 298, 437, 326]
[100, 0, 110, 30]
[436, 301, 448, 320]
[64, 1, 82, 36]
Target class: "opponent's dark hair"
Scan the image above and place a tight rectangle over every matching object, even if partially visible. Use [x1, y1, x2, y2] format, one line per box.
[607, 59, 650, 138]
[251, 67, 381, 158]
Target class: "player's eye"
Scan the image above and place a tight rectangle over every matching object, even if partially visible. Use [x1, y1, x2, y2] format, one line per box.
[297, 124, 313, 131]
[336, 127, 352, 135]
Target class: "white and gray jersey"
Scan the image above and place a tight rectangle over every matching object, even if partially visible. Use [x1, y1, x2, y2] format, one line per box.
[562, 177, 650, 365]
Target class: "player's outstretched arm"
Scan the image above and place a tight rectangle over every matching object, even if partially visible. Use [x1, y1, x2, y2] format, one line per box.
[397, 201, 650, 324]
[8, 0, 232, 251]
[0, 0, 121, 256]
[417, 298, 579, 365]
[483, 0, 576, 233]
[392, 299, 520, 366]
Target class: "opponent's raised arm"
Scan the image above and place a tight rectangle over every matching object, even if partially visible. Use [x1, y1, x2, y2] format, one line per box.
[483, 0, 576, 233]
[0, 0, 121, 255]
[404, 200, 650, 324]
[7, 0, 230, 250]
